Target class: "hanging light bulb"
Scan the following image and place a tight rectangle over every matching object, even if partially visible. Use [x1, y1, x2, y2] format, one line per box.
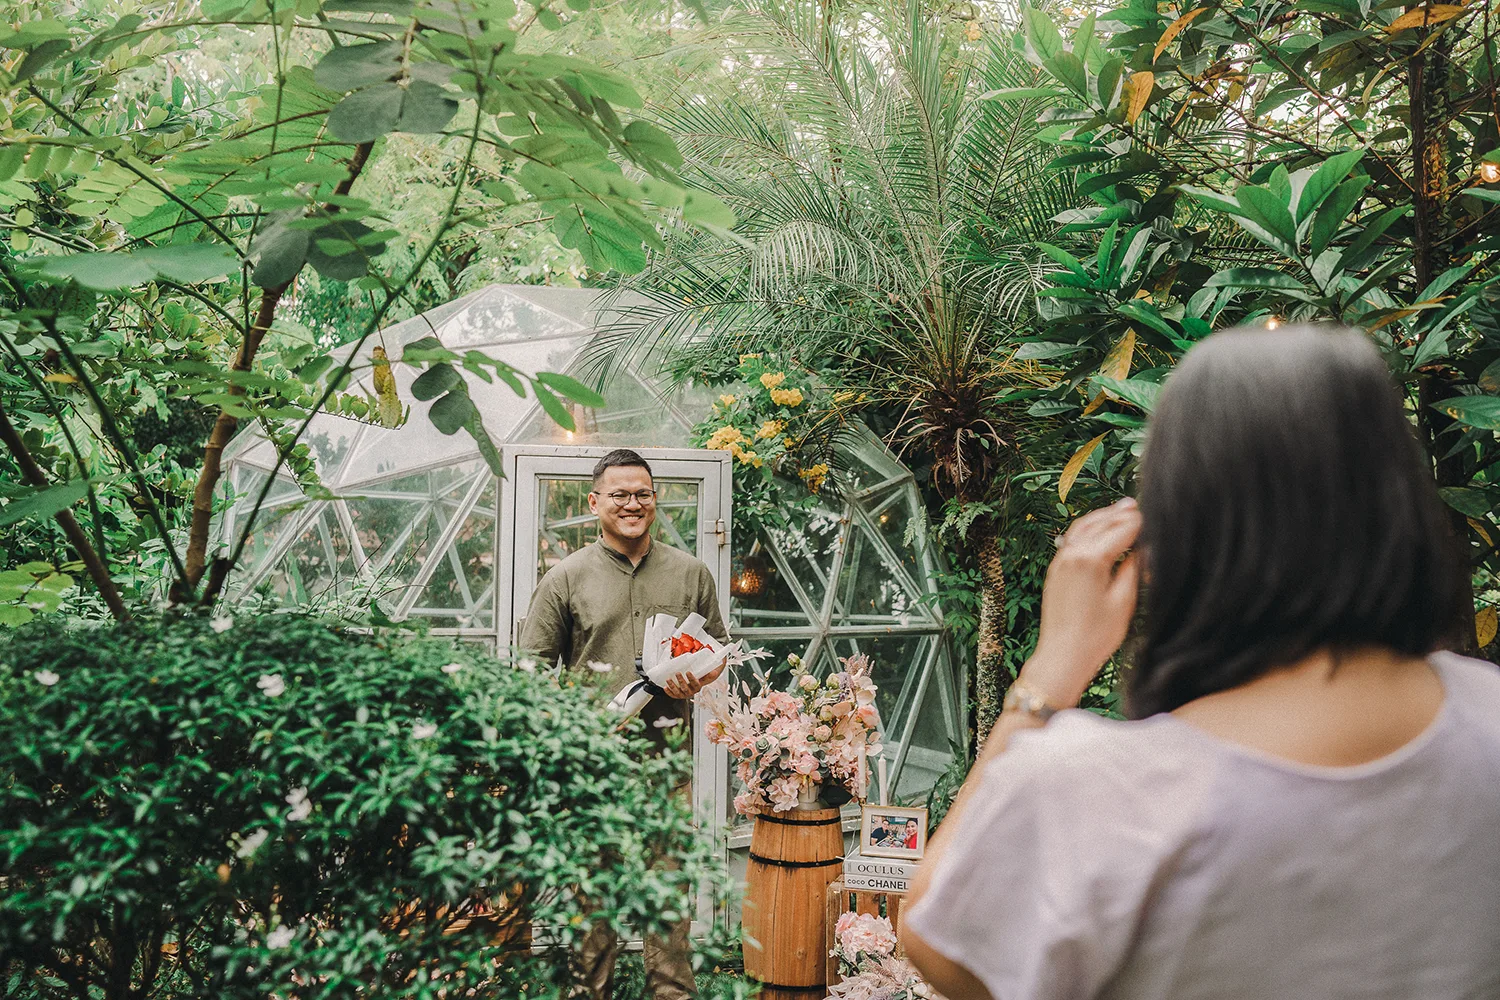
[1481, 161, 1500, 184]
[1266, 316, 1282, 330]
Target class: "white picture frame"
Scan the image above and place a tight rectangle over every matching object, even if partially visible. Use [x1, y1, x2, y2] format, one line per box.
[859, 804, 928, 860]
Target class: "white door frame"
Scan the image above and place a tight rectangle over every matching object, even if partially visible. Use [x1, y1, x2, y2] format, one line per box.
[497, 445, 734, 929]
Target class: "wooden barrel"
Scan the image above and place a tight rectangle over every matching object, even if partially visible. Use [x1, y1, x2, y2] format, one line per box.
[742, 806, 844, 999]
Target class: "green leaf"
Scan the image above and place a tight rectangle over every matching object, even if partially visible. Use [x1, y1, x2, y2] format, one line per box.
[15, 38, 70, 82]
[1295, 149, 1364, 224]
[312, 41, 402, 92]
[1307, 175, 1371, 258]
[0, 604, 31, 627]
[1035, 242, 1087, 275]
[395, 80, 459, 134]
[1203, 267, 1312, 293]
[306, 219, 386, 280]
[1044, 51, 1088, 97]
[622, 121, 682, 170]
[465, 412, 504, 476]
[1023, 6, 1066, 62]
[980, 87, 1060, 102]
[428, 390, 475, 435]
[1014, 342, 1086, 360]
[133, 244, 240, 284]
[536, 371, 605, 407]
[34, 253, 155, 291]
[1438, 486, 1495, 518]
[411, 363, 461, 402]
[1091, 375, 1162, 413]
[534, 384, 576, 430]
[0, 479, 89, 527]
[327, 83, 403, 143]
[1235, 184, 1298, 250]
[250, 215, 310, 289]
[1434, 396, 1500, 431]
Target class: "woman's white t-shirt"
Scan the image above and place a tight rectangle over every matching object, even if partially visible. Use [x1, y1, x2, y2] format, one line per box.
[904, 652, 1500, 1000]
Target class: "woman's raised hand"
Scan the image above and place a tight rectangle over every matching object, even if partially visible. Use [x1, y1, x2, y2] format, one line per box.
[1020, 497, 1143, 709]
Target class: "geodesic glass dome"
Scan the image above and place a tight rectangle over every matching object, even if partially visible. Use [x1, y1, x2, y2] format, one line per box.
[220, 284, 964, 803]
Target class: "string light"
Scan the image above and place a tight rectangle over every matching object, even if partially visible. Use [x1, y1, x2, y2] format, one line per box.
[1266, 316, 1282, 330]
[1481, 162, 1500, 184]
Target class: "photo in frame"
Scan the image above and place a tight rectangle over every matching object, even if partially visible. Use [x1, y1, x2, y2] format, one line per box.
[858, 804, 928, 860]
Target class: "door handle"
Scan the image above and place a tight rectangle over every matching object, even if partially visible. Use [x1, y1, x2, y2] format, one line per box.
[713, 518, 727, 547]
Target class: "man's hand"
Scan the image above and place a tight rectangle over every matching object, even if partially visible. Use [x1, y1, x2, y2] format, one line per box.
[661, 658, 727, 700]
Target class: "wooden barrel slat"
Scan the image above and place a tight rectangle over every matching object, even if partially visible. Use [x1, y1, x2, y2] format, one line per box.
[742, 806, 844, 992]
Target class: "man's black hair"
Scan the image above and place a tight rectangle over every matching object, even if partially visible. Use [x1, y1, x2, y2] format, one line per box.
[1129, 324, 1466, 718]
[591, 448, 654, 485]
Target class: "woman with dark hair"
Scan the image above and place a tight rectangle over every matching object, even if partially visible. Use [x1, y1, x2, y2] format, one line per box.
[901, 326, 1500, 1000]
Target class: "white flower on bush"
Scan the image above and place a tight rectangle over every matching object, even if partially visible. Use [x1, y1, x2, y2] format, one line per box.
[411, 721, 439, 740]
[257, 674, 285, 698]
[515, 658, 537, 673]
[440, 662, 464, 675]
[587, 659, 613, 673]
[652, 716, 683, 729]
[234, 829, 269, 858]
[284, 787, 311, 823]
[34, 669, 59, 687]
[210, 616, 235, 633]
[265, 924, 297, 951]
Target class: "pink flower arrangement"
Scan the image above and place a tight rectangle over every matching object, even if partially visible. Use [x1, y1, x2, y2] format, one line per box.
[698, 653, 883, 815]
[829, 914, 937, 1000]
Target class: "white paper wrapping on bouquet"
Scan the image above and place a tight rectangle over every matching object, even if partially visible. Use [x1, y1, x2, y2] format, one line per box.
[607, 612, 728, 720]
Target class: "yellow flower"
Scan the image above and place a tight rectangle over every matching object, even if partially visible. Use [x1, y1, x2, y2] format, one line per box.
[705, 425, 745, 450]
[738, 449, 763, 468]
[717, 393, 737, 407]
[738, 353, 762, 365]
[799, 463, 829, 493]
[756, 419, 784, 440]
[760, 371, 787, 390]
[783, 436, 796, 448]
[965, 19, 982, 41]
[769, 387, 804, 407]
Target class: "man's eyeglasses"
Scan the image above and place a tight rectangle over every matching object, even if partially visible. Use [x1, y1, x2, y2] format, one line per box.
[594, 490, 657, 507]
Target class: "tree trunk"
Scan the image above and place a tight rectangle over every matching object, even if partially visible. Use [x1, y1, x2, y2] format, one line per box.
[972, 518, 1008, 749]
[1410, 29, 1478, 653]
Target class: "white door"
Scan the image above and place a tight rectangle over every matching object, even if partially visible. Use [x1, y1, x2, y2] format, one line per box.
[498, 445, 733, 929]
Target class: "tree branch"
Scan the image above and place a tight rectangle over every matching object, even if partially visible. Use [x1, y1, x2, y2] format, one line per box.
[0, 402, 128, 621]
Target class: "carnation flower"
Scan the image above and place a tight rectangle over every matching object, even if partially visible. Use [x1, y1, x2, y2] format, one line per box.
[441, 662, 464, 675]
[210, 616, 235, 633]
[34, 669, 59, 686]
[411, 721, 438, 740]
[257, 674, 285, 698]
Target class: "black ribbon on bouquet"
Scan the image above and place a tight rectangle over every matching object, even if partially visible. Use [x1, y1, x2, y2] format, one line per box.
[620, 656, 667, 702]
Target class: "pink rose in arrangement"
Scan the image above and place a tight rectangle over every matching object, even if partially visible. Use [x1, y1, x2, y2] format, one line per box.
[697, 654, 884, 816]
[833, 912, 899, 966]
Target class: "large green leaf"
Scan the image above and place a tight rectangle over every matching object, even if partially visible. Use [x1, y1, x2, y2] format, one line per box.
[396, 81, 460, 133]
[536, 371, 606, 407]
[249, 215, 310, 288]
[1295, 149, 1364, 224]
[1092, 375, 1162, 413]
[428, 390, 476, 434]
[327, 83, 403, 142]
[313, 41, 403, 92]
[411, 363, 462, 401]
[133, 244, 240, 283]
[0, 479, 90, 527]
[35, 253, 155, 290]
[621, 120, 682, 170]
[1434, 395, 1500, 431]
[1234, 185, 1298, 251]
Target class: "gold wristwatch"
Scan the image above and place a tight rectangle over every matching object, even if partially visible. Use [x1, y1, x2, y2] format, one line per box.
[1002, 683, 1058, 722]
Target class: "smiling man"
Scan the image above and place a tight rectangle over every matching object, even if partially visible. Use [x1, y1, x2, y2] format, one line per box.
[518, 447, 727, 1000]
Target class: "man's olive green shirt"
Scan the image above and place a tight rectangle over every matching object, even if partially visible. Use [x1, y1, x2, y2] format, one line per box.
[518, 537, 729, 737]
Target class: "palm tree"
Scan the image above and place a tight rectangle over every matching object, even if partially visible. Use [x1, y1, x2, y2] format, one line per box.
[596, 0, 1074, 742]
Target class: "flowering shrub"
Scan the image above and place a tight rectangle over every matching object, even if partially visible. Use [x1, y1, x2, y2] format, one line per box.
[0, 614, 719, 999]
[828, 914, 936, 1000]
[690, 353, 856, 534]
[699, 653, 882, 815]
